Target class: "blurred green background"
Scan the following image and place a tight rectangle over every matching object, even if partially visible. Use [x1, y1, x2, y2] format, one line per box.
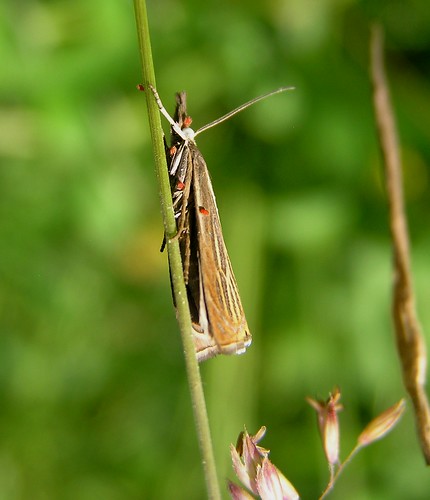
[1, 0, 430, 498]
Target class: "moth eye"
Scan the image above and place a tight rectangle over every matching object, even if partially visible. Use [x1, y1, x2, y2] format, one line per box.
[199, 206, 209, 216]
[170, 146, 177, 156]
[176, 181, 185, 190]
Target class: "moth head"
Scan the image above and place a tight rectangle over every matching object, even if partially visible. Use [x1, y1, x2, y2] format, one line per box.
[182, 127, 196, 142]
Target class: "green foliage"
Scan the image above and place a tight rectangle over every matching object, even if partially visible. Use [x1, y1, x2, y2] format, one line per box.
[1, 0, 430, 498]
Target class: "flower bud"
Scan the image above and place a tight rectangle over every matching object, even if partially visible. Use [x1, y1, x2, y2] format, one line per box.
[358, 399, 405, 447]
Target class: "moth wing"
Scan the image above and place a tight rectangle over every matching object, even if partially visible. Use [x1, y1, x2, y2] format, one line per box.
[190, 145, 252, 357]
[167, 145, 221, 360]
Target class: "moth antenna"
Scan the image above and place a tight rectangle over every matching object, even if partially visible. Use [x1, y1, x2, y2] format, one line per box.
[148, 84, 188, 140]
[194, 86, 295, 137]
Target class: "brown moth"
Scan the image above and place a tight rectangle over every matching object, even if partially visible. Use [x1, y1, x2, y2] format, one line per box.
[150, 85, 293, 361]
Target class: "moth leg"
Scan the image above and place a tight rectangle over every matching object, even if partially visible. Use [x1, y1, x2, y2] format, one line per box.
[168, 153, 194, 241]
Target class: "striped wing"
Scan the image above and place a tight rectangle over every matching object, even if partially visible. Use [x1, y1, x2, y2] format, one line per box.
[168, 143, 221, 360]
[189, 143, 251, 359]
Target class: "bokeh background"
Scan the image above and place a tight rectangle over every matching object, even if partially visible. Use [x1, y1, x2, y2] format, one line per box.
[1, 0, 430, 498]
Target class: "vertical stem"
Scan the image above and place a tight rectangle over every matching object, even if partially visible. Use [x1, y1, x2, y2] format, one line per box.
[370, 24, 430, 463]
[132, 1, 221, 497]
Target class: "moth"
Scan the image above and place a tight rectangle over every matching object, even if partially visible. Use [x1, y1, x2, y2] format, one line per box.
[150, 85, 293, 361]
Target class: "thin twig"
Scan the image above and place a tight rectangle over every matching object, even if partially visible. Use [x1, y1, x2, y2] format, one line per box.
[370, 23, 430, 464]
[133, 1, 222, 496]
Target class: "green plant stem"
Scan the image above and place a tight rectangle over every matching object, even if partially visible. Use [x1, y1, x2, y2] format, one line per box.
[133, 2, 221, 499]
[319, 446, 361, 499]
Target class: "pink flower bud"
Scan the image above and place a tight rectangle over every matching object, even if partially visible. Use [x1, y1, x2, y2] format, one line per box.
[307, 387, 343, 466]
[227, 480, 255, 500]
[256, 457, 300, 500]
[230, 427, 299, 499]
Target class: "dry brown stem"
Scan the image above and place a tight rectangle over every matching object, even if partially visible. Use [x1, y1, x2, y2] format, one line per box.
[370, 24, 430, 463]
